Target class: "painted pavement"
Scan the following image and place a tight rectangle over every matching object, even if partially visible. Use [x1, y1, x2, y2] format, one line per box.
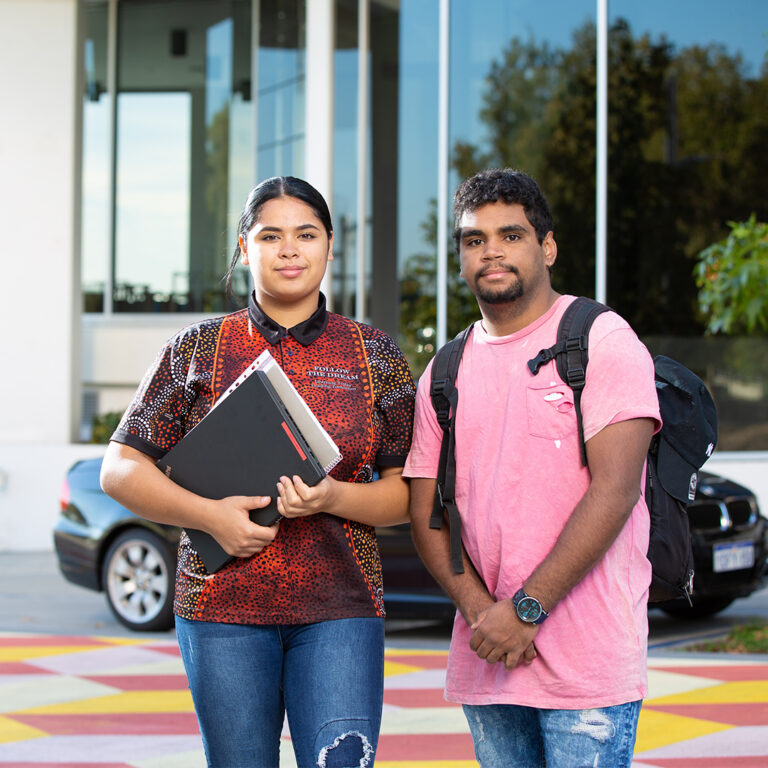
[1, 633, 767, 767]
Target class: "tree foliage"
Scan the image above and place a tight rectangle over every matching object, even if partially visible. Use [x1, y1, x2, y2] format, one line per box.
[695, 215, 768, 335]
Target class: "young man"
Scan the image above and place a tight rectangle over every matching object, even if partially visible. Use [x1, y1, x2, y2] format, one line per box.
[404, 168, 660, 767]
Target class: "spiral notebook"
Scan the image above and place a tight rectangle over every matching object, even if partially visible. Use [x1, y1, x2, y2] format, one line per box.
[157, 351, 341, 572]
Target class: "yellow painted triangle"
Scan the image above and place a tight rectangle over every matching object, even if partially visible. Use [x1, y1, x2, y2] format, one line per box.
[0, 714, 48, 745]
[648, 680, 768, 705]
[91, 636, 154, 646]
[0, 646, 104, 662]
[635, 708, 732, 753]
[376, 762, 478, 768]
[384, 660, 425, 677]
[17, 690, 195, 715]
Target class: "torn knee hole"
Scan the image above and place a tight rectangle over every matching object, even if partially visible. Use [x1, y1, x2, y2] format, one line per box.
[317, 729, 374, 768]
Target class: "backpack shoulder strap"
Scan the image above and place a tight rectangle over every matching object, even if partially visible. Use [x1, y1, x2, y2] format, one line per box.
[527, 297, 610, 466]
[429, 324, 473, 574]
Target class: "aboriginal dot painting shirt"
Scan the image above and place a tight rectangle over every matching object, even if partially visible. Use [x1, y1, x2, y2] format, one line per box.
[111, 294, 415, 624]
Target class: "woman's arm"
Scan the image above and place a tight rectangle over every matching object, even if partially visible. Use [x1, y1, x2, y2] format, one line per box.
[100, 441, 279, 557]
[276, 466, 410, 527]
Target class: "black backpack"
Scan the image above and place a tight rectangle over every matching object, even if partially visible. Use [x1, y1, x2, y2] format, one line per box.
[429, 297, 718, 604]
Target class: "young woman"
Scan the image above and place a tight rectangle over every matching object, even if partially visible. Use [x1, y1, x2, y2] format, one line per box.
[100, 176, 415, 768]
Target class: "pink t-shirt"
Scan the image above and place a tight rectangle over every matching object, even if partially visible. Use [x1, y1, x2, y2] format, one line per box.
[404, 295, 661, 708]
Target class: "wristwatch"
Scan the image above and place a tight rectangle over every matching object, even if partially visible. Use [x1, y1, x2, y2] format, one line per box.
[512, 588, 549, 625]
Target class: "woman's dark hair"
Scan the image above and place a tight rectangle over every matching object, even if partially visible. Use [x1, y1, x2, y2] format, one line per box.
[224, 176, 333, 301]
[452, 168, 554, 251]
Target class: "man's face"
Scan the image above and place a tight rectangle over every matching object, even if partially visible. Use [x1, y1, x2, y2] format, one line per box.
[457, 201, 556, 305]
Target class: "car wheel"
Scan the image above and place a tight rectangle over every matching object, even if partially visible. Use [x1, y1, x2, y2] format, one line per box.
[102, 528, 176, 631]
[659, 596, 735, 619]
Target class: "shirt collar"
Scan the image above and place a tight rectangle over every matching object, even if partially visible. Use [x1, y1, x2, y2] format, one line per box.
[247, 291, 329, 346]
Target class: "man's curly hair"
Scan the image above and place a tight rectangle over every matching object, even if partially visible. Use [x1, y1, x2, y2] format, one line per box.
[452, 168, 554, 252]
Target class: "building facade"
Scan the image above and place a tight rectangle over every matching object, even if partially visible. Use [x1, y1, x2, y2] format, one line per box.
[1, 0, 767, 549]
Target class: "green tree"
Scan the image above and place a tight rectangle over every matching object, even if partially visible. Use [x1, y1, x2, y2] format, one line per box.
[695, 214, 768, 335]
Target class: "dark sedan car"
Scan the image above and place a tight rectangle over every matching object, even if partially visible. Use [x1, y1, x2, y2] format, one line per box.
[54, 458, 768, 631]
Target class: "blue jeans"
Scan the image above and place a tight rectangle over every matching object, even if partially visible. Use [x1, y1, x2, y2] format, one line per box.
[463, 700, 642, 768]
[176, 616, 385, 768]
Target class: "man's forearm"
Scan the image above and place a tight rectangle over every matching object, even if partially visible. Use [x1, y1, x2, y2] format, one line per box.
[523, 482, 638, 612]
[409, 477, 494, 625]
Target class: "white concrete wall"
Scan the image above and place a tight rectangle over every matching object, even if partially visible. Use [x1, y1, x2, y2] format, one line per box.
[0, 0, 83, 550]
[0, 0, 81, 444]
[704, 454, 768, 514]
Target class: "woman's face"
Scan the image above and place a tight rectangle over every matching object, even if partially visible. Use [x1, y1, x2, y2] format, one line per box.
[240, 196, 333, 310]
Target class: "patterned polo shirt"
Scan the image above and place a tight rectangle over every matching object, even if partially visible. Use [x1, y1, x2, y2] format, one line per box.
[111, 293, 415, 624]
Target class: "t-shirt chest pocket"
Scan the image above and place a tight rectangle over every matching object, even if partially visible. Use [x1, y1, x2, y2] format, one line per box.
[526, 381, 577, 439]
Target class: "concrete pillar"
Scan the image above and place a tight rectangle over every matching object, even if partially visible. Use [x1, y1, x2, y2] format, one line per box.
[0, 0, 84, 549]
[0, 0, 82, 444]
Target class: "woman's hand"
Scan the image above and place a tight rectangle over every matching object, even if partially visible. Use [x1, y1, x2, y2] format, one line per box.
[276, 474, 337, 518]
[276, 467, 409, 526]
[206, 495, 280, 557]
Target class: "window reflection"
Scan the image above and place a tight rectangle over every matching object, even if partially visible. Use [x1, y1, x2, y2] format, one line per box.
[396, 0, 440, 375]
[114, 92, 191, 311]
[257, 0, 306, 179]
[448, 0, 597, 333]
[81, 2, 110, 313]
[609, 1, 768, 449]
[399, 0, 597, 374]
[331, 0, 361, 321]
[110, 0, 253, 313]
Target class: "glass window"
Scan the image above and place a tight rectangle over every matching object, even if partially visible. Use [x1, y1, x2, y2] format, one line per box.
[88, 0, 256, 313]
[449, 0, 598, 301]
[609, 1, 768, 449]
[256, 0, 306, 180]
[367, 0, 401, 338]
[331, 0, 361, 320]
[396, 0, 440, 374]
[395, 0, 598, 375]
[114, 92, 191, 310]
[81, 1, 110, 313]
[448, 0, 597, 341]
[330, 0, 401, 337]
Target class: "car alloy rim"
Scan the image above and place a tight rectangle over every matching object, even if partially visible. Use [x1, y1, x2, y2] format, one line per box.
[106, 539, 169, 624]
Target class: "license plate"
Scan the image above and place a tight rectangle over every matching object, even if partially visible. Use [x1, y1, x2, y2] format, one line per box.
[713, 542, 755, 573]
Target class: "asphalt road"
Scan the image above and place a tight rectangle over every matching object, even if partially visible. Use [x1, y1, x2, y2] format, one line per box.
[2, 550, 767, 649]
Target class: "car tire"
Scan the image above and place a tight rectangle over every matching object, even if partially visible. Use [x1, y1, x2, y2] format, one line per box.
[659, 595, 735, 619]
[102, 528, 176, 631]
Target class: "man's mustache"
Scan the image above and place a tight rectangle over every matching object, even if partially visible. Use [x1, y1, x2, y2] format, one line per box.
[477, 264, 519, 277]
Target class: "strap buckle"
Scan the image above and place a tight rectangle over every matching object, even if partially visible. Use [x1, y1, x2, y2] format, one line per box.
[566, 366, 586, 387]
[527, 348, 554, 375]
[431, 378, 453, 428]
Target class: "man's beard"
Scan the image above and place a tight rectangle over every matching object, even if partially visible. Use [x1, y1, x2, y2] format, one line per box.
[474, 268, 524, 304]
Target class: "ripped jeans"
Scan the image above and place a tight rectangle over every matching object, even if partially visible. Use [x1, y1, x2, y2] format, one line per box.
[463, 700, 642, 768]
[176, 616, 384, 768]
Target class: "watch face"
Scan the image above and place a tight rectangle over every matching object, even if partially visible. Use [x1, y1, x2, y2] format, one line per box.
[516, 596, 543, 623]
